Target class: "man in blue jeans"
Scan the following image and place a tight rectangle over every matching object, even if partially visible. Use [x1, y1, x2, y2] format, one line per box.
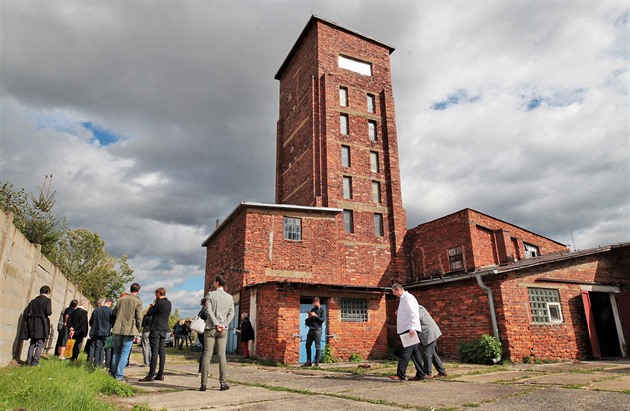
[302, 297, 325, 367]
[110, 283, 143, 380]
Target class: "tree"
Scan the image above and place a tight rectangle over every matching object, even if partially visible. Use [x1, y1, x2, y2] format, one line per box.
[50, 228, 134, 305]
[0, 176, 66, 258]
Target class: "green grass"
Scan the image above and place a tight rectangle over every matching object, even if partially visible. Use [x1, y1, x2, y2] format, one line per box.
[0, 356, 136, 411]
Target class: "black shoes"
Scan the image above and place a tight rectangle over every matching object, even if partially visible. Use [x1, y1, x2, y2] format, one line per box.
[138, 376, 154, 382]
[313, 363, 319, 368]
[154, 375, 164, 381]
[199, 384, 207, 392]
[220, 383, 230, 391]
[301, 362, 312, 367]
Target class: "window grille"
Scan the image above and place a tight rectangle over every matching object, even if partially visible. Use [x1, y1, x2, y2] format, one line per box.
[341, 298, 368, 322]
[283, 217, 302, 241]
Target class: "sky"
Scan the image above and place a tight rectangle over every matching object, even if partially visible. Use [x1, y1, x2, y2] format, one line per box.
[1, 1, 628, 318]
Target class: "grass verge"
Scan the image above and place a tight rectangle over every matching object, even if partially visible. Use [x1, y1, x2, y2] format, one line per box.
[0, 356, 136, 411]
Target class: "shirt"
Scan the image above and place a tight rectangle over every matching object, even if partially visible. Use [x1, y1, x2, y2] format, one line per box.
[396, 291, 421, 335]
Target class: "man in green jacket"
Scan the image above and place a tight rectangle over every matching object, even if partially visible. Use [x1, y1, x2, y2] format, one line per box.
[110, 283, 143, 380]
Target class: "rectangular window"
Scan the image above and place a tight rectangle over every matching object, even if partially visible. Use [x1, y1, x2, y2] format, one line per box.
[367, 94, 375, 113]
[340, 87, 348, 107]
[528, 288, 562, 323]
[524, 243, 539, 258]
[341, 298, 368, 322]
[343, 210, 354, 233]
[283, 217, 302, 241]
[341, 145, 350, 167]
[374, 213, 384, 236]
[448, 247, 464, 270]
[370, 151, 379, 173]
[371, 181, 381, 203]
[368, 120, 377, 141]
[340, 113, 349, 135]
[343, 176, 352, 199]
[338, 55, 372, 76]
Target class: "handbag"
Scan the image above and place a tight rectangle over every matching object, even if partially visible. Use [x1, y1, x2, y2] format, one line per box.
[63, 339, 75, 358]
[190, 317, 206, 334]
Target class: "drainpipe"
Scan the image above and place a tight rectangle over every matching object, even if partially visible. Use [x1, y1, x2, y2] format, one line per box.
[475, 271, 501, 363]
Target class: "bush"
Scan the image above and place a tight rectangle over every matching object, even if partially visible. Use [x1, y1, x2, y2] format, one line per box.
[321, 344, 337, 363]
[348, 353, 363, 363]
[456, 334, 502, 364]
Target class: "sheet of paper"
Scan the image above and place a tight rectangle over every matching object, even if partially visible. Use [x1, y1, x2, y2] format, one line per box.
[399, 331, 420, 348]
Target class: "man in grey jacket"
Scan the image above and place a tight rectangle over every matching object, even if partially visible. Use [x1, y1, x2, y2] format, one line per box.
[200, 275, 234, 392]
[110, 283, 143, 380]
[418, 304, 447, 378]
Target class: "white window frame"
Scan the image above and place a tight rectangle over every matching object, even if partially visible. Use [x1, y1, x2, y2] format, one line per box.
[338, 55, 372, 76]
[283, 217, 302, 241]
[368, 120, 377, 141]
[340, 87, 348, 107]
[547, 302, 563, 323]
[367, 94, 375, 113]
[340, 113, 349, 135]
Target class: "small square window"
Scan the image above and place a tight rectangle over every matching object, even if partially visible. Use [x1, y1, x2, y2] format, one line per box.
[344, 210, 354, 233]
[340, 114, 349, 135]
[372, 181, 381, 203]
[368, 121, 377, 141]
[370, 151, 379, 173]
[283, 217, 302, 241]
[374, 213, 384, 236]
[340, 87, 348, 107]
[524, 243, 539, 258]
[367, 94, 375, 113]
[528, 288, 562, 323]
[343, 176, 352, 199]
[341, 298, 368, 322]
[341, 145, 350, 167]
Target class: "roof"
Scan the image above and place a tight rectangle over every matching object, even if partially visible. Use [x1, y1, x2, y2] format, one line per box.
[274, 14, 396, 80]
[411, 208, 568, 248]
[404, 242, 630, 289]
[201, 202, 342, 247]
[244, 280, 388, 293]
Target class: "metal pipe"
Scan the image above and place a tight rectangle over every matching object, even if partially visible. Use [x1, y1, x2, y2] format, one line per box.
[475, 273, 501, 363]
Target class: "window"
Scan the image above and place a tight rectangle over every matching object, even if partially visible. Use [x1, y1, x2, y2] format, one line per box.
[343, 176, 352, 199]
[338, 55, 372, 76]
[370, 151, 379, 173]
[448, 247, 464, 270]
[343, 210, 354, 233]
[341, 298, 368, 322]
[368, 120, 377, 141]
[367, 94, 375, 113]
[283, 217, 302, 241]
[371, 181, 381, 203]
[374, 213, 384, 236]
[341, 145, 350, 167]
[524, 243, 539, 258]
[340, 87, 348, 107]
[340, 114, 349, 135]
[528, 288, 563, 323]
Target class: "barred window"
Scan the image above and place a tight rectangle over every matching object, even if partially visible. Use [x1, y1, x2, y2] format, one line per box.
[448, 247, 464, 270]
[528, 288, 563, 323]
[283, 217, 302, 241]
[341, 298, 368, 322]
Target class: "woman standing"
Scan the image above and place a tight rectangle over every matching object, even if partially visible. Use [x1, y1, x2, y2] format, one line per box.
[237, 313, 254, 359]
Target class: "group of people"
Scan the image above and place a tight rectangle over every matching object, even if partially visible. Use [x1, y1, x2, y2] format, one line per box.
[172, 320, 193, 350]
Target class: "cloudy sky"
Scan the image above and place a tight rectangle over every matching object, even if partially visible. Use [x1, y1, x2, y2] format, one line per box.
[2, 1, 628, 317]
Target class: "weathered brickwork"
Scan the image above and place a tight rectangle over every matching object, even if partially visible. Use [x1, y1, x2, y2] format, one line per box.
[406, 209, 569, 281]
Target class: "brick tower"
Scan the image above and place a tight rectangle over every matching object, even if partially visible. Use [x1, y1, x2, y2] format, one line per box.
[274, 15, 408, 283]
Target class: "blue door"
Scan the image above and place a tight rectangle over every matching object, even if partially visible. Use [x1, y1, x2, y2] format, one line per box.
[299, 303, 327, 363]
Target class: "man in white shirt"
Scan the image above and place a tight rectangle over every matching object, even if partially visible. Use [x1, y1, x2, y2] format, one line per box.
[389, 283, 427, 381]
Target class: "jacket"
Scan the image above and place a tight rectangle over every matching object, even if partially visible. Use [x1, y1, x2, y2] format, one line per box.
[146, 297, 171, 332]
[22, 295, 52, 340]
[112, 294, 143, 336]
[418, 305, 442, 346]
[68, 306, 89, 338]
[204, 288, 234, 330]
[89, 305, 113, 337]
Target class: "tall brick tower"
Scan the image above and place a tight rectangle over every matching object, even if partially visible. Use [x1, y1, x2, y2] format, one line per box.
[274, 16, 407, 283]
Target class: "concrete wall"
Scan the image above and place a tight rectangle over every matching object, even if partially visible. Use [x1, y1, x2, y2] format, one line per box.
[0, 211, 92, 367]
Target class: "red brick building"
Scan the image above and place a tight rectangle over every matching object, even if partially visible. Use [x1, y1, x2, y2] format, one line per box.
[203, 16, 630, 364]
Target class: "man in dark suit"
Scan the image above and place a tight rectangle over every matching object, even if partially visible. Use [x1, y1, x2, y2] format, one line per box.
[23, 285, 53, 366]
[139, 287, 172, 382]
[68, 299, 89, 361]
[418, 304, 448, 378]
[88, 298, 113, 366]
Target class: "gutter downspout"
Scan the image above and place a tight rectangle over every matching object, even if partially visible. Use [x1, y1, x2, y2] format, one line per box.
[475, 272, 502, 363]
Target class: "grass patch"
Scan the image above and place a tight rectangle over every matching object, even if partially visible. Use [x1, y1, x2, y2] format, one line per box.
[561, 384, 585, 389]
[0, 356, 136, 411]
[463, 403, 480, 408]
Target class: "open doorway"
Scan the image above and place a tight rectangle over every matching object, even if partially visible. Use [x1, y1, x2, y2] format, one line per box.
[589, 292, 622, 357]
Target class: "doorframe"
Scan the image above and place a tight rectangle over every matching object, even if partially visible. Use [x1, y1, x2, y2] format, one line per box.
[580, 285, 627, 358]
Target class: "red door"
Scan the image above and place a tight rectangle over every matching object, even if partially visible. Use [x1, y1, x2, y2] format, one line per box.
[581, 291, 601, 359]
